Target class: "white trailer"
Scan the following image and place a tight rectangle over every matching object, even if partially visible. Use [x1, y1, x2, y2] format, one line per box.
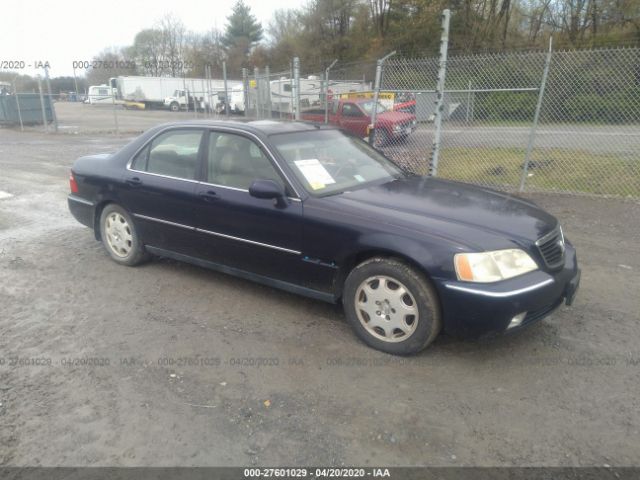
[85, 85, 117, 104]
[270, 76, 370, 109]
[109, 76, 241, 110]
[234, 76, 371, 115]
[163, 79, 242, 112]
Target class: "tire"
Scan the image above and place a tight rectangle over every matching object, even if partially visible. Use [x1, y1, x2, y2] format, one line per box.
[343, 257, 441, 355]
[372, 128, 389, 148]
[99, 204, 149, 266]
[170, 102, 180, 112]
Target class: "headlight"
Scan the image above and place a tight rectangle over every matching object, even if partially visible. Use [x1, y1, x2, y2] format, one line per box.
[454, 249, 538, 283]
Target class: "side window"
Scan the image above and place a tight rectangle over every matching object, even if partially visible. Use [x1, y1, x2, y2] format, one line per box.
[131, 145, 150, 170]
[283, 84, 292, 92]
[207, 132, 284, 190]
[332, 101, 339, 115]
[134, 129, 203, 180]
[342, 103, 362, 117]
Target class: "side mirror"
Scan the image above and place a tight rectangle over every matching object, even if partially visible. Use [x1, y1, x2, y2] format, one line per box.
[249, 179, 286, 204]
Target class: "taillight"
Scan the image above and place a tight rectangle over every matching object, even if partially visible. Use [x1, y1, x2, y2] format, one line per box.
[69, 171, 79, 193]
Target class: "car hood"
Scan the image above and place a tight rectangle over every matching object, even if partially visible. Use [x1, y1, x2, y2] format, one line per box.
[330, 176, 557, 250]
[376, 111, 415, 125]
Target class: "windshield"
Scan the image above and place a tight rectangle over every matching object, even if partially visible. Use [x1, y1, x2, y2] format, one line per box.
[359, 100, 388, 114]
[270, 129, 403, 196]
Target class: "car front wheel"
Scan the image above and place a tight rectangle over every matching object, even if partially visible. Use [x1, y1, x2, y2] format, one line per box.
[343, 257, 441, 355]
[99, 204, 149, 266]
[372, 128, 389, 148]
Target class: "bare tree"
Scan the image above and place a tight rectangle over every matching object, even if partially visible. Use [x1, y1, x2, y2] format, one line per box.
[157, 14, 188, 76]
[369, 0, 392, 39]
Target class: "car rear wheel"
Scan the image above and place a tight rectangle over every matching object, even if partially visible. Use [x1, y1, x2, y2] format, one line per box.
[99, 204, 149, 266]
[343, 257, 441, 355]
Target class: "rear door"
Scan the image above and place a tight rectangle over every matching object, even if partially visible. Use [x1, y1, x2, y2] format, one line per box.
[119, 128, 205, 254]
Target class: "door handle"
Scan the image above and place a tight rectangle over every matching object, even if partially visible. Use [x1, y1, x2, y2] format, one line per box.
[198, 190, 218, 202]
[125, 177, 142, 186]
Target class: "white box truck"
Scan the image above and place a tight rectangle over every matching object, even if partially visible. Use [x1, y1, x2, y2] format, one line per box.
[109, 76, 241, 111]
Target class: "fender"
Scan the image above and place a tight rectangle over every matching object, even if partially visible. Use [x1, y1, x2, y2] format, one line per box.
[332, 231, 454, 298]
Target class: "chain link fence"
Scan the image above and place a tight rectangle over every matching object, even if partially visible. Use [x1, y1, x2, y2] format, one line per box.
[379, 47, 640, 197]
[3, 46, 638, 197]
[527, 48, 640, 196]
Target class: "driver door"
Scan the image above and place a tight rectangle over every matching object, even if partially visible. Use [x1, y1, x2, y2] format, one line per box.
[192, 130, 304, 285]
[339, 103, 369, 138]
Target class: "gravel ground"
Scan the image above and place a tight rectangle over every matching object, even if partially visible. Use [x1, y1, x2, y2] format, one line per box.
[0, 127, 639, 467]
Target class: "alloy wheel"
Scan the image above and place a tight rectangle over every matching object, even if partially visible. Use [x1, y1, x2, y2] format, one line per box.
[355, 275, 419, 342]
[104, 212, 133, 258]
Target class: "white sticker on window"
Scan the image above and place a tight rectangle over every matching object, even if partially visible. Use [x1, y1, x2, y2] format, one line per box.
[294, 159, 336, 186]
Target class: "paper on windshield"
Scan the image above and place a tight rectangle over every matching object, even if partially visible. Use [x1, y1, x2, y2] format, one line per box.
[294, 159, 336, 190]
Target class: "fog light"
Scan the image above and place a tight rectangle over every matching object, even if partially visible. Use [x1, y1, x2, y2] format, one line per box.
[508, 312, 527, 329]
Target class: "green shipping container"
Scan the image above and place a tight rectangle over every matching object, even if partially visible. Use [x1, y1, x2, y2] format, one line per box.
[0, 94, 53, 125]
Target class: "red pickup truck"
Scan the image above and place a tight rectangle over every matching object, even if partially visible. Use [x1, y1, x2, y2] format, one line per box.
[301, 98, 417, 145]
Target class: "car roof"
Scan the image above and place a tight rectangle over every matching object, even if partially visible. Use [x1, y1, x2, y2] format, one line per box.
[150, 119, 335, 136]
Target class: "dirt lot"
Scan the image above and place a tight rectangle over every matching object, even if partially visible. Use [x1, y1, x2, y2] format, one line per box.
[0, 127, 639, 467]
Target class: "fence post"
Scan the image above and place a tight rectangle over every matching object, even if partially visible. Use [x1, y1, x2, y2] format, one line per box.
[223, 61, 230, 117]
[183, 76, 189, 113]
[292, 57, 301, 120]
[36, 75, 48, 133]
[192, 80, 198, 118]
[465, 80, 472, 124]
[12, 81, 24, 132]
[204, 65, 210, 118]
[44, 67, 58, 133]
[242, 68, 249, 116]
[290, 61, 294, 118]
[519, 38, 553, 192]
[265, 65, 273, 118]
[325, 59, 338, 124]
[254, 67, 261, 119]
[209, 65, 215, 118]
[72, 66, 80, 101]
[429, 8, 451, 176]
[370, 51, 396, 145]
[277, 76, 283, 119]
[111, 86, 120, 136]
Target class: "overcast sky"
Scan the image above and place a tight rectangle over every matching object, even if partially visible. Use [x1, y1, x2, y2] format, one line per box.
[2, 0, 303, 77]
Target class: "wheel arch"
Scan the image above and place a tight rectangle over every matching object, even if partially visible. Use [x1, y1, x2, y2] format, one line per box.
[333, 238, 441, 303]
[93, 198, 129, 241]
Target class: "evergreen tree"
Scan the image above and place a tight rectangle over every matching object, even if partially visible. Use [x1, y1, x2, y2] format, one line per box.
[223, 0, 264, 49]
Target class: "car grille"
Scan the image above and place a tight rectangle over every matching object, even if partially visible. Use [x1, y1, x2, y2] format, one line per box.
[536, 225, 565, 269]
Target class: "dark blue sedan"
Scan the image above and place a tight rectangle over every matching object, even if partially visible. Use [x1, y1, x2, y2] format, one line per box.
[68, 120, 580, 355]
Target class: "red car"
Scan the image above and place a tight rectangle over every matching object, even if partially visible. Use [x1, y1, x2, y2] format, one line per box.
[301, 99, 417, 145]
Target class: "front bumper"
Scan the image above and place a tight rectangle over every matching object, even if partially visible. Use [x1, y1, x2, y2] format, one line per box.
[391, 124, 417, 137]
[435, 243, 580, 337]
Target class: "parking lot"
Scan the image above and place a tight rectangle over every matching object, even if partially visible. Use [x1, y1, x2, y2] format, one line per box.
[1, 122, 639, 466]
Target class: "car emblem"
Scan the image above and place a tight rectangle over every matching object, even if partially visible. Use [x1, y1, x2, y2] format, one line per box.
[557, 238, 565, 253]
